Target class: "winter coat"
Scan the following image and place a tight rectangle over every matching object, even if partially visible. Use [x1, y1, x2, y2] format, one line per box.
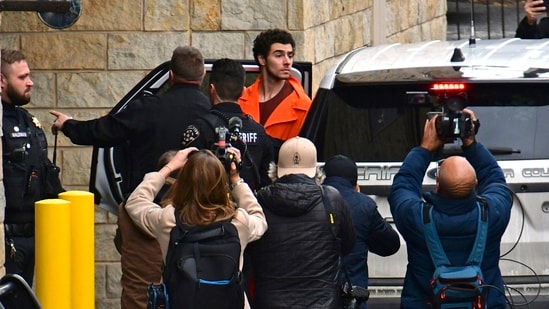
[389, 142, 512, 308]
[239, 76, 311, 142]
[182, 102, 274, 190]
[248, 174, 355, 309]
[125, 172, 268, 309]
[515, 16, 549, 39]
[61, 83, 210, 193]
[323, 176, 400, 309]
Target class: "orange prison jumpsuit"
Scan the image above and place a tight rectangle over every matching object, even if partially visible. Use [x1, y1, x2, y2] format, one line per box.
[239, 75, 312, 141]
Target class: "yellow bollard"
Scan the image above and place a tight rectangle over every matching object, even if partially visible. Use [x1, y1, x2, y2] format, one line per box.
[35, 198, 71, 309]
[59, 190, 95, 309]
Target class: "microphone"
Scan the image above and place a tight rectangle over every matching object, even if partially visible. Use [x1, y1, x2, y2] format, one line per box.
[228, 117, 244, 146]
[228, 117, 242, 135]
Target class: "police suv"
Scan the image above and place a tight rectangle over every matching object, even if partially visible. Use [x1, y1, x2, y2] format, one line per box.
[299, 38, 549, 307]
[93, 39, 549, 307]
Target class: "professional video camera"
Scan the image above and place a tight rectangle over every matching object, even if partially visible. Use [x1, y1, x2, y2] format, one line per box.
[213, 117, 244, 173]
[427, 90, 475, 140]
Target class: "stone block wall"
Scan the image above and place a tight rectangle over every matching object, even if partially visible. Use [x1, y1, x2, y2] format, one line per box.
[0, 0, 446, 307]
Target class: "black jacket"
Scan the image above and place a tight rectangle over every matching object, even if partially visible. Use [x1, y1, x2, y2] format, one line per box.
[248, 174, 355, 309]
[61, 83, 210, 193]
[515, 16, 549, 39]
[323, 176, 400, 298]
[181, 102, 274, 191]
[2, 104, 50, 223]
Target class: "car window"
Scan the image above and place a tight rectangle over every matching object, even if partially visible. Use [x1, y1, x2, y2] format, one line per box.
[154, 66, 262, 97]
[301, 38, 549, 306]
[144, 62, 308, 99]
[314, 85, 549, 162]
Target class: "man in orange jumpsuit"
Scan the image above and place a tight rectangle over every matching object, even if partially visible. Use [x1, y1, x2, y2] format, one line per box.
[239, 29, 312, 158]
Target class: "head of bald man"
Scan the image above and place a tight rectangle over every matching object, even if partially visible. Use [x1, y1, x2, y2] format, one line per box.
[436, 156, 478, 199]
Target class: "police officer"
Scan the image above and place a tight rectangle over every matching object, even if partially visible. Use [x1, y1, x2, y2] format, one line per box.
[50, 46, 211, 309]
[182, 58, 274, 191]
[1, 49, 55, 286]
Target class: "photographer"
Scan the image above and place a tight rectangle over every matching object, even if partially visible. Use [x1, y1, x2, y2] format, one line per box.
[124, 147, 267, 309]
[388, 109, 512, 308]
[322, 155, 400, 309]
[182, 58, 274, 191]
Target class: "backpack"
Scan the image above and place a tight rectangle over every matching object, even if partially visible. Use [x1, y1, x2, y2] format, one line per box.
[162, 214, 244, 309]
[423, 199, 488, 309]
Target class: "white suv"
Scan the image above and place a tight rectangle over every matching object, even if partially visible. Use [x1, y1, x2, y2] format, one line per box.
[93, 39, 549, 307]
[300, 38, 549, 307]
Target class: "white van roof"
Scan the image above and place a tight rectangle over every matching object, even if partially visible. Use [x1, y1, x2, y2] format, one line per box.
[321, 38, 549, 87]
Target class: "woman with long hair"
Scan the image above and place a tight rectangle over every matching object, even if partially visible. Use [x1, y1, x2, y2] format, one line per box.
[124, 146, 267, 308]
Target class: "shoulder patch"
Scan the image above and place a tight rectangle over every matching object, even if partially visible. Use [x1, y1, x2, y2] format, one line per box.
[181, 125, 200, 147]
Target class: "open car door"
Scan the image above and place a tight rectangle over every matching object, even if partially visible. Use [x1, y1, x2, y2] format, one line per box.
[90, 60, 312, 214]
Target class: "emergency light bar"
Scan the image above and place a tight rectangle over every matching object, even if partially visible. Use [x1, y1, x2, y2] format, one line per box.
[431, 83, 466, 91]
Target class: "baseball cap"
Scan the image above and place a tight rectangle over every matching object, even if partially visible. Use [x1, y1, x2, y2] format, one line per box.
[277, 137, 317, 178]
[323, 155, 358, 186]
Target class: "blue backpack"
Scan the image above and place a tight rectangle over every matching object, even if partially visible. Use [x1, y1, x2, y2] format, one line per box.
[423, 199, 488, 309]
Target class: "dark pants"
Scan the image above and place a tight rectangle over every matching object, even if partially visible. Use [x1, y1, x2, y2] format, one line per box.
[4, 235, 35, 287]
[115, 204, 164, 309]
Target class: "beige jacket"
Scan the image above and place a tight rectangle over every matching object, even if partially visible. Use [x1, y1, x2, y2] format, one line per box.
[125, 172, 268, 267]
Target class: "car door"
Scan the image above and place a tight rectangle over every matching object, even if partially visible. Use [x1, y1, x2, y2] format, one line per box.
[90, 60, 312, 214]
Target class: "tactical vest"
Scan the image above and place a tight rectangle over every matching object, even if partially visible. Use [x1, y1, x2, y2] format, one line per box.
[2, 106, 49, 223]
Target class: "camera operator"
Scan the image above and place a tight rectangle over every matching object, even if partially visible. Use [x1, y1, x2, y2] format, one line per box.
[182, 58, 274, 192]
[124, 147, 267, 309]
[388, 109, 512, 308]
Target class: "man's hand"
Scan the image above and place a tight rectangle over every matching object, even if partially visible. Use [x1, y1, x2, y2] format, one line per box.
[226, 147, 242, 185]
[525, 0, 546, 25]
[49, 110, 72, 135]
[461, 108, 477, 147]
[420, 115, 444, 152]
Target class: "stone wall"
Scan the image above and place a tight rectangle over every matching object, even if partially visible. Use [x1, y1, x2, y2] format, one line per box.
[0, 0, 446, 307]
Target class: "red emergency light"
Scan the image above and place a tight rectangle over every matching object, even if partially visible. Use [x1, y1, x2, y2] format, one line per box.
[431, 83, 466, 91]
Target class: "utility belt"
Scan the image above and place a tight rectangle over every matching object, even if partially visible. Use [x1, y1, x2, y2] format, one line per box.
[4, 223, 34, 237]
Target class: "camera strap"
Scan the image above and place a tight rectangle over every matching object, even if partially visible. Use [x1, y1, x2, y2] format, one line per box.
[319, 186, 338, 239]
[320, 186, 370, 305]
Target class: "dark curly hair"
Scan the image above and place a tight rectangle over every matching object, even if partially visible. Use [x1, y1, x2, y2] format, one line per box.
[252, 29, 295, 64]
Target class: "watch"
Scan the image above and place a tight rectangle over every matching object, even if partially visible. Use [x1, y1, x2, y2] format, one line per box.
[230, 178, 245, 190]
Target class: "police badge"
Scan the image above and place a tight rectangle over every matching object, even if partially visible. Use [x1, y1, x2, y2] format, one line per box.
[32, 116, 42, 129]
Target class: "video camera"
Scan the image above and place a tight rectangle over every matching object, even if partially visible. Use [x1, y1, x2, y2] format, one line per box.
[213, 117, 244, 173]
[426, 91, 475, 140]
